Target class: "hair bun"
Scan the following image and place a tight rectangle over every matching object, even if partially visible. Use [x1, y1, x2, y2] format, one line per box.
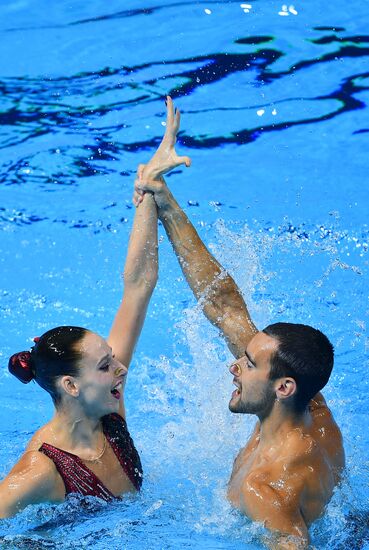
[8, 351, 35, 384]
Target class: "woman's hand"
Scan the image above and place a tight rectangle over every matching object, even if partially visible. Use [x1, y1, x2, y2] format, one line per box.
[144, 96, 191, 179]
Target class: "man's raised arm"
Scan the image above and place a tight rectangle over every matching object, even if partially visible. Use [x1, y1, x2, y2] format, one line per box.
[133, 97, 257, 357]
[148, 180, 257, 358]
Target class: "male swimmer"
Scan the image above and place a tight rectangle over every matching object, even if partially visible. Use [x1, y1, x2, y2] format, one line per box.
[134, 97, 345, 548]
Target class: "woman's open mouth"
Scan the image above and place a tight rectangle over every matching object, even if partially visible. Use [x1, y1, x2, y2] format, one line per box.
[111, 382, 122, 400]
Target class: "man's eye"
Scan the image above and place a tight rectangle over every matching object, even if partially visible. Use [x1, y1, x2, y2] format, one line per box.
[100, 364, 110, 371]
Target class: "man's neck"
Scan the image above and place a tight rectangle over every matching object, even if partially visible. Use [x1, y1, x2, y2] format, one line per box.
[257, 402, 311, 448]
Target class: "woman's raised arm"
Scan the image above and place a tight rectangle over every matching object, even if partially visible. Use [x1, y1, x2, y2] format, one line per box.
[107, 192, 158, 370]
[109, 96, 192, 371]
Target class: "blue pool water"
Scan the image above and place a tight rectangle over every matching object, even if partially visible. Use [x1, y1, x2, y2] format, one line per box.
[0, 0, 368, 548]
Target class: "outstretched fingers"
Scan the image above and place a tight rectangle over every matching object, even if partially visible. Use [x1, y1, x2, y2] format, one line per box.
[172, 107, 180, 135]
[166, 95, 175, 127]
[165, 99, 191, 167]
[165, 96, 182, 138]
[178, 154, 191, 168]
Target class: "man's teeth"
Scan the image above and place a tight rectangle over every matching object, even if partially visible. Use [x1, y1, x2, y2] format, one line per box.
[232, 383, 241, 395]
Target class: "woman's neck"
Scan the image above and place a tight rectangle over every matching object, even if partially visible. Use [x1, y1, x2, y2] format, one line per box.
[49, 406, 104, 455]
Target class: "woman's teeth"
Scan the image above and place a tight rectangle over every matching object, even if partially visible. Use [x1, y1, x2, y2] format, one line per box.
[111, 382, 122, 399]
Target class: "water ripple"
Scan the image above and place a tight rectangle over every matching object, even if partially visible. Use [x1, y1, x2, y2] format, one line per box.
[0, 36, 367, 187]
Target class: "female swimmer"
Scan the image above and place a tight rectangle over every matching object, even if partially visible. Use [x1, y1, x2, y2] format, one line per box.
[0, 97, 190, 518]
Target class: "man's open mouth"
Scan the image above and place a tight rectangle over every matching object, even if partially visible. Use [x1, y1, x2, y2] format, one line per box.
[232, 381, 241, 397]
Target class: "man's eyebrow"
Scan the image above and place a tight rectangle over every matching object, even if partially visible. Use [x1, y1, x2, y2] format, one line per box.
[244, 350, 256, 366]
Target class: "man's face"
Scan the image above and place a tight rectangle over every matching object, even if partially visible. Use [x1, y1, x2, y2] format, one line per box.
[229, 332, 279, 417]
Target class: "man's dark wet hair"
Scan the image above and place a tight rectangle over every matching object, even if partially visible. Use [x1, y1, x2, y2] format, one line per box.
[9, 326, 89, 407]
[262, 322, 334, 412]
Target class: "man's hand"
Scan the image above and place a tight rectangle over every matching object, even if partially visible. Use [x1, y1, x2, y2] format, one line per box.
[144, 95, 191, 180]
[133, 96, 191, 208]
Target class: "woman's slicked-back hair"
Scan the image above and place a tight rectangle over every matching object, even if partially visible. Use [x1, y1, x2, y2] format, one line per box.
[262, 322, 334, 412]
[9, 326, 89, 406]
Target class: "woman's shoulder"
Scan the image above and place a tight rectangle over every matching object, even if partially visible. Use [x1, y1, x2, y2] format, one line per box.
[11, 449, 58, 477]
[24, 421, 54, 452]
[0, 448, 64, 513]
[1, 419, 63, 496]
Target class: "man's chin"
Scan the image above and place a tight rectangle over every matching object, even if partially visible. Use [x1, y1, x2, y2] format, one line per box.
[229, 399, 244, 414]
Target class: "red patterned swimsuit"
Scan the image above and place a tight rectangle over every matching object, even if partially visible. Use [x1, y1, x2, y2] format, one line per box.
[39, 413, 142, 501]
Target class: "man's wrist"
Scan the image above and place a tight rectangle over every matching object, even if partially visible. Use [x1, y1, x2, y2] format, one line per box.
[155, 188, 176, 216]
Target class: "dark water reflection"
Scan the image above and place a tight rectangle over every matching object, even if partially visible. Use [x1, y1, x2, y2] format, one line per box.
[0, 8, 368, 192]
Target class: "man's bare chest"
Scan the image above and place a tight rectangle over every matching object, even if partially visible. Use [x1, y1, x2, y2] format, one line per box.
[227, 443, 272, 509]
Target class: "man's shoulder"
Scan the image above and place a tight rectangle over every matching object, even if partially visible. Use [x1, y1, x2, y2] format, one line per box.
[279, 430, 326, 474]
[247, 429, 328, 487]
[309, 392, 340, 430]
[309, 392, 334, 421]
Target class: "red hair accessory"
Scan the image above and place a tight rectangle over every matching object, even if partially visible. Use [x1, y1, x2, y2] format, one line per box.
[33, 337, 40, 343]
[8, 351, 35, 384]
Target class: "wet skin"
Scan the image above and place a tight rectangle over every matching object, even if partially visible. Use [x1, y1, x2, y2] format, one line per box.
[24, 332, 136, 500]
[0, 332, 137, 514]
[226, 333, 345, 541]
[131, 96, 345, 546]
[1, 129, 159, 517]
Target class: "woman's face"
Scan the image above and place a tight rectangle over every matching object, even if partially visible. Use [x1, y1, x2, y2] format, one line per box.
[69, 331, 127, 418]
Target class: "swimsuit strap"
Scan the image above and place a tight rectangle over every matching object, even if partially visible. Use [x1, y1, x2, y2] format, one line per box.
[102, 413, 143, 491]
